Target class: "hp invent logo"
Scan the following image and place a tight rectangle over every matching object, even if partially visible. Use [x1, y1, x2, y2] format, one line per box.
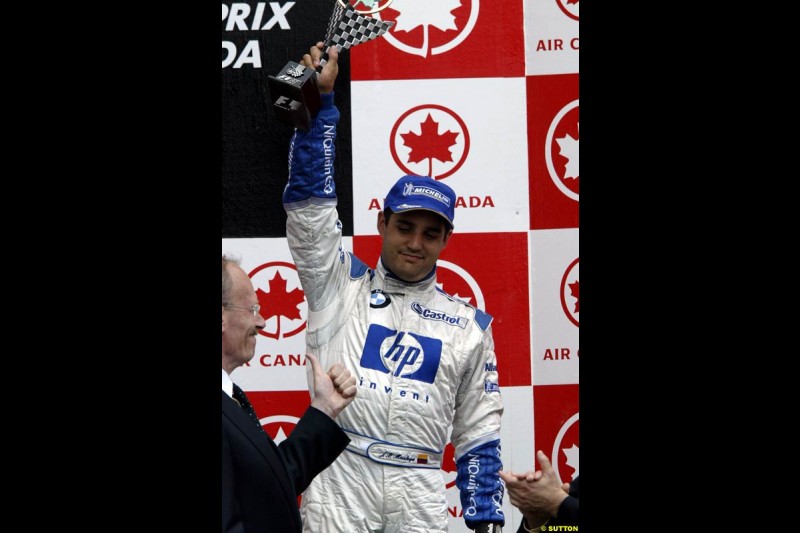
[361, 325, 442, 384]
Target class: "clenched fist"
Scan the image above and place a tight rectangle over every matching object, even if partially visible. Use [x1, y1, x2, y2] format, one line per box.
[307, 353, 357, 419]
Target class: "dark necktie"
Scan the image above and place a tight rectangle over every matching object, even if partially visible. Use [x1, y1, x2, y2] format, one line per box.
[232, 383, 263, 431]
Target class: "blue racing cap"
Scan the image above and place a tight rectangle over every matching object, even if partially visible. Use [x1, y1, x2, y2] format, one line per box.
[383, 175, 456, 230]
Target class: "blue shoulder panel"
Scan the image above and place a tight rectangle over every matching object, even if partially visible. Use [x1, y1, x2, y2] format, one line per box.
[347, 252, 370, 280]
[473, 308, 492, 331]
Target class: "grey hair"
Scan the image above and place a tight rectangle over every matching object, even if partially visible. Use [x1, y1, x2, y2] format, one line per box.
[221, 254, 241, 304]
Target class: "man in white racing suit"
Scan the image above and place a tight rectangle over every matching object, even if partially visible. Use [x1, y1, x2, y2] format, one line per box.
[283, 42, 505, 533]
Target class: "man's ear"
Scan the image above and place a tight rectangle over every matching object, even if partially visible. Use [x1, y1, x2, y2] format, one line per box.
[376, 211, 386, 235]
[442, 227, 453, 247]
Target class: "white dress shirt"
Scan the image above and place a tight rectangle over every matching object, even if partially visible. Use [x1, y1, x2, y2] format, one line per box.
[222, 368, 234, 398]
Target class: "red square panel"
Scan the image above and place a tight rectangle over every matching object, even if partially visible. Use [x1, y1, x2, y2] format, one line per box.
[351, 0, 525, 81]
[247, 389, 311, 440]
[527, 74, 580, 230]
[532, 383, 579, 484]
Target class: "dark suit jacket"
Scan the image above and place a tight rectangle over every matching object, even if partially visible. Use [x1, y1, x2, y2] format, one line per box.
[516, 475, 579, 532]
[221, 390, 349, 532]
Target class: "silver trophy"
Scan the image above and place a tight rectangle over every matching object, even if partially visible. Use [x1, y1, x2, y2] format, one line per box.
[267, 0, 395, 130]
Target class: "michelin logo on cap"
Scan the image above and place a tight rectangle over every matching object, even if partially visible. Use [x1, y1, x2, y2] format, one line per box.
[402, 182, 451, 207]
[384, 174, 456, 228]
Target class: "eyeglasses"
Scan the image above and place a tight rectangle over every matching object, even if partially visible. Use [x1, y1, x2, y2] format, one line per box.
[223, 303, 262, 318]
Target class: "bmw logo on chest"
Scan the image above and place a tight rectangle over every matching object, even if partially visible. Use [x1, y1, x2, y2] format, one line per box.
[370, 289, 391, 308]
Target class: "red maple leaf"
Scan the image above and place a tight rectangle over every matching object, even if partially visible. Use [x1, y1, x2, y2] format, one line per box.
[256, 271, 305, 338]
[568, 280, 579, 313]
[400, 113, 459, 177]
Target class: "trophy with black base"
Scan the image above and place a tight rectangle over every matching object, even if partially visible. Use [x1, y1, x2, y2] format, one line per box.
[267, 0, 395, 131]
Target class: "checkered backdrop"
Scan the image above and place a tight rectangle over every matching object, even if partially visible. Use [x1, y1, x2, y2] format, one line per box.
[222, 1, 578, 530]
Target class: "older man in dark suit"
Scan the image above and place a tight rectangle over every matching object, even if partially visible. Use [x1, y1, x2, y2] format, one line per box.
[222, 254, 356, 532]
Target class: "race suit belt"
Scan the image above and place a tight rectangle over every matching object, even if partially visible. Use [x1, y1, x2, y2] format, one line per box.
[342, 429, 442, 469]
